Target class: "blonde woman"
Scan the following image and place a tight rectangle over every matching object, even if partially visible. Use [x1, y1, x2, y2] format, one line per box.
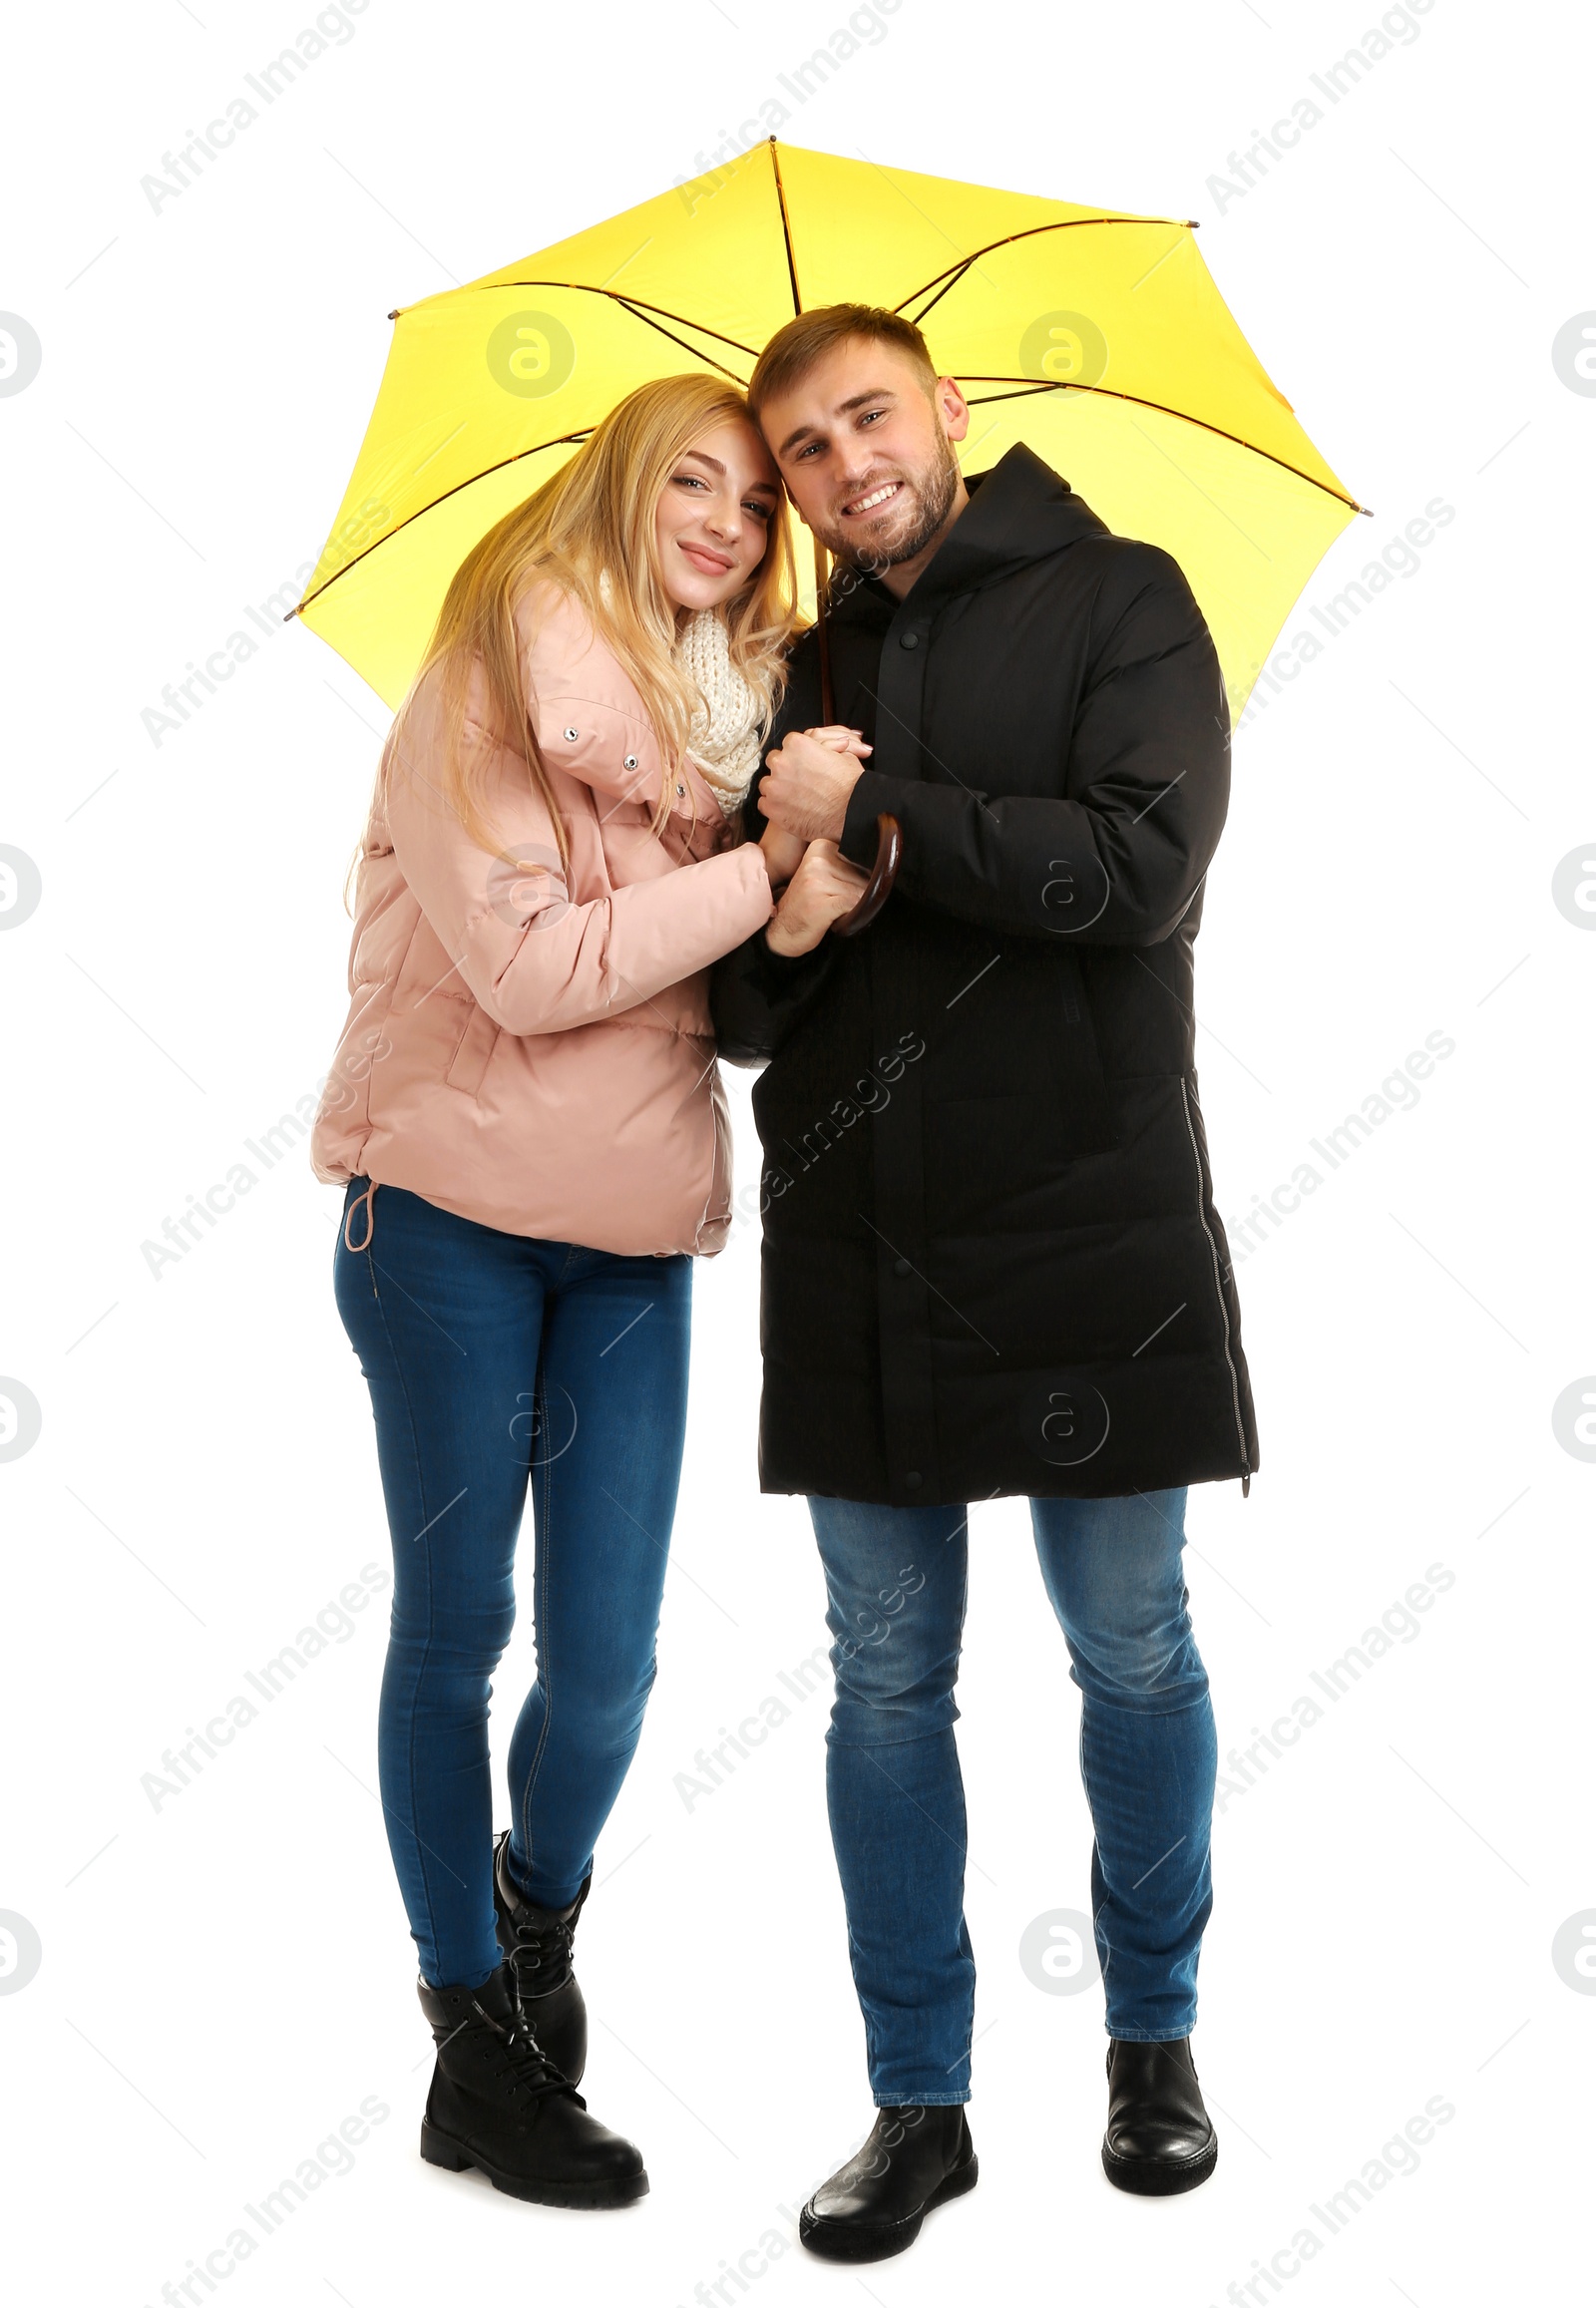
[312, 374, 866, 2210]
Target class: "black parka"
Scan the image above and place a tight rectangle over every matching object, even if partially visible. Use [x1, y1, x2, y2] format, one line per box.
[710, 445, 1259, 1507]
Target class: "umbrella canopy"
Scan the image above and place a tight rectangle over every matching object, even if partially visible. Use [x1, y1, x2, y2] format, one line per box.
[295, 139, 1363, 718]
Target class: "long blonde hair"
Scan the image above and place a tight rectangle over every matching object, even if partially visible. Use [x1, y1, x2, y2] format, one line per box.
[387, 373, 798, 875]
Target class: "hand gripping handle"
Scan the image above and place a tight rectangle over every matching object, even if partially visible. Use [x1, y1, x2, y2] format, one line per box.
[831, 813, 903, 939]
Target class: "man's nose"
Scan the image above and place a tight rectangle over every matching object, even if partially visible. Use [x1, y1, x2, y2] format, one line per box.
[834, 453, 880, 493]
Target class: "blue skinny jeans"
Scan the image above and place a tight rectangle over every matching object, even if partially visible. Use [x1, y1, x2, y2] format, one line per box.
[809, 1488, 1217, 2106]
[334, 1178, 690, 1989]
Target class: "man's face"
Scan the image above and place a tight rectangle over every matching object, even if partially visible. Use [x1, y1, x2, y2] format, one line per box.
[757, 341, 970, 573]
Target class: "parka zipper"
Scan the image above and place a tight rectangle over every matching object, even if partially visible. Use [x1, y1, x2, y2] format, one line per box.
[1179, 1076, 1252, 1492]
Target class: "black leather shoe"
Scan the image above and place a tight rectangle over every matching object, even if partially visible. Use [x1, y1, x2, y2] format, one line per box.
[492, 1829, 589, 2085]
[1101, 2037, 1218, 2195]
[800, 2107, 977, 2261]
[417, 1963, 645, 2208]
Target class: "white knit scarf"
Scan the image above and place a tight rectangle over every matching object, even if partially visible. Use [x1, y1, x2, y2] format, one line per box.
[672, 606, 765, 818]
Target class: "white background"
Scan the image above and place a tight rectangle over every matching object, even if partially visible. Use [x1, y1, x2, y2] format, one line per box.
[1, 1, 1590, 2302]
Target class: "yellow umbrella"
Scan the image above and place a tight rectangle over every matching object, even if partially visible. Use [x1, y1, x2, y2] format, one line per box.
[293, 138, 1364, 721]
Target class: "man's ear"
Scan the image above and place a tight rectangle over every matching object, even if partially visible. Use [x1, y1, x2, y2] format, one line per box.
[937, 377, 971, 444]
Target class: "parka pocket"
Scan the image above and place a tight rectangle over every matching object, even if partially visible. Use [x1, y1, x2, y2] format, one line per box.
[444, 1006, 502, 1096]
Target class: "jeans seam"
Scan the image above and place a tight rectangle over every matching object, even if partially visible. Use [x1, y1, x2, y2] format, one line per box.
[365, 1246, 445, 1985]
[518, 1369, 558, 1878]
[871, 2093, 971, 2108]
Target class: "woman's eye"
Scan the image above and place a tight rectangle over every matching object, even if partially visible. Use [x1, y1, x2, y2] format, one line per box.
[674, 472, 708, 490]
[743, 500, 772, 520]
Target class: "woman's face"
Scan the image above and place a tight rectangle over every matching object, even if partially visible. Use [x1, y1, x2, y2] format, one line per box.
[654, 416, 782, 611]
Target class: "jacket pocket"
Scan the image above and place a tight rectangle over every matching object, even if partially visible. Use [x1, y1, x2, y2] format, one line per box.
[1048, 948, 1118, 1154]
[445, 1005, 502, 1096]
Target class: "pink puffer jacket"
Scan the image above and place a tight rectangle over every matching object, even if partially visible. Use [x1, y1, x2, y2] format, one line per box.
[310, 579, 774, 1254]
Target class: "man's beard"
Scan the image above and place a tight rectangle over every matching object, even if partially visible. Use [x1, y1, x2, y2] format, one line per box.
[823, 433, 963, 577]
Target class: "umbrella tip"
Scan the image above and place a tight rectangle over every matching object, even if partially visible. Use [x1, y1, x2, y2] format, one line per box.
[387, 308, 399, 320]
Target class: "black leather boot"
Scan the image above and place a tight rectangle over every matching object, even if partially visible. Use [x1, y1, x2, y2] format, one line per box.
[417, 1962, 645, 2208]
[1101, 2037, 1218, 2194]
[492, 1829, 589, 2085]
[799, 2107, 977, 2261]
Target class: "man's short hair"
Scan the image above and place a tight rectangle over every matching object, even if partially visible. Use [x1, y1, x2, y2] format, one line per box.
[748, 304, 939, 420]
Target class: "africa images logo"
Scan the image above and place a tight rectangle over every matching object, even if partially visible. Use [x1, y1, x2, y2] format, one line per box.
[1551, 313, 1596, 397]
[0, 313, 42, 397]
[1018, 311, 1109, 391]
[486, 311, 578, 399]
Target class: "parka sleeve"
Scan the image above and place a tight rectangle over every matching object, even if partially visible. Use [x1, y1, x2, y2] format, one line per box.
[707, 747, 838, 1069]
[836, 543, 1230, 947]
[383, 674, 773, 1039]
[709, 917, 837, 1068]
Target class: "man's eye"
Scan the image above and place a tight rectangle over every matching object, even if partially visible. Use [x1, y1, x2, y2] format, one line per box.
[859, 409, 887, 426]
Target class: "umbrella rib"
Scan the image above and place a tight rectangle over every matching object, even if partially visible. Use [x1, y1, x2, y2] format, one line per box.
[893, 214, 1199, 321]
[607, 298, 748, 381]
[292, 431, 596, 616]
[902, 257, 977, 330]
[767, 137, 803, 315]
[957, 378, 1367, 515]
[411, 279, 762, 360]
[294, 299, 768, 621]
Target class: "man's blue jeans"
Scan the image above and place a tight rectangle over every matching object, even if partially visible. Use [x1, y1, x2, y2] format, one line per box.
[334, 1179, 690, 1990]
[809, 1490, 1217, 2107]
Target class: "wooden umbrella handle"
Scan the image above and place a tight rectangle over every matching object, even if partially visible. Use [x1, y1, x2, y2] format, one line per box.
[832, 813, 903, 939]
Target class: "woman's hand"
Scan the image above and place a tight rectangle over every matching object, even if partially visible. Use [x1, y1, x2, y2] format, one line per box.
[765, 840, 870, 958]
[805, 724, 872, 759]
[759, 820, 807, 890]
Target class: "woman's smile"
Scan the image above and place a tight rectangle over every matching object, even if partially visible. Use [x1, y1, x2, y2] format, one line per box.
[678, 538, 735, 576]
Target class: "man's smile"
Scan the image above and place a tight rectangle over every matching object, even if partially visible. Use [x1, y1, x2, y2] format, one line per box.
[841, 478, 905, 519]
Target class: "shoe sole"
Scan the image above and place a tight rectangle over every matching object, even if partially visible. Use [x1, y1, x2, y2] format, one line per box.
[420, 2120, 648, 2209]
[1101, 2135, 1218, 2195]
[799, 2154, 979, 2262]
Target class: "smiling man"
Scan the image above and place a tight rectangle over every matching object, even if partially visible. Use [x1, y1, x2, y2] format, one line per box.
[710, 306, 1260, 2262]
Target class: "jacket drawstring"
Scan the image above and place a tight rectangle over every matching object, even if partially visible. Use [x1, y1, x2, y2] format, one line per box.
[343, 1180, 378, 1253]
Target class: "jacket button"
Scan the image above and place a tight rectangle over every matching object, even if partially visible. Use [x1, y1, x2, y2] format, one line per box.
[676, 783, 686, 797]
[564, 726, 579, 742]
[905, 1471, 923, 1488]
[899, 631, 920, 649]
[623, 753, 638, 770]
[893, 1256, 911, 1276]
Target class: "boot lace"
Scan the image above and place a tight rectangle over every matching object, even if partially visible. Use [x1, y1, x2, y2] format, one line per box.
[507, 1907, 576, 1996]
[466, 1995, 576, 2106]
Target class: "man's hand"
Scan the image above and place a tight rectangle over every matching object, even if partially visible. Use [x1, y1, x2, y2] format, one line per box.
[765, 840, 870, 957]
[759, 726, 872, 845]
